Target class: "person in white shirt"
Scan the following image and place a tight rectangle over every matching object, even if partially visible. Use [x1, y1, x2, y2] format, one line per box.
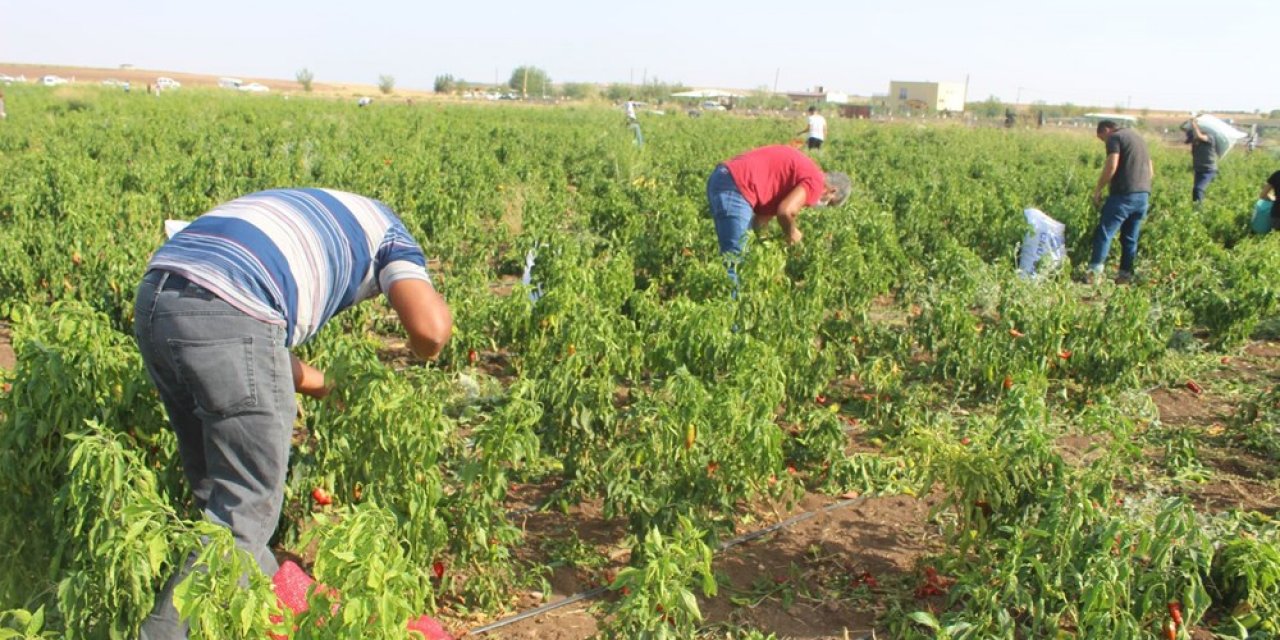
[624, 97, 638, 123]
[799, 106, 826, 149]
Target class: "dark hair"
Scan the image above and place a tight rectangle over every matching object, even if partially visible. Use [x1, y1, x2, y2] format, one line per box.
[1096, 120, 1118, 134]
[808, 106, 817, 113]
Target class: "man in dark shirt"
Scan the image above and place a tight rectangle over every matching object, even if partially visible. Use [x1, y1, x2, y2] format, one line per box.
[1088, 120, 1153, 284]
[1188, 118, 1219, 204]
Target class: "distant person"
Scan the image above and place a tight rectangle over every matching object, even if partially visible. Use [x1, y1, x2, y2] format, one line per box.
[135, 188, 453, 639]
[1037, 110, 1046, 128]
[358, 96, 373, 107]
[1004, 108, 1016, 128]
[0, 91, 6, 120]
[1087, 120, 1153, 284]
[624, 96, 638, 124]
[798, 106, 827, 149]
[706, 145, 851, 284]
[1186, 117, 1219, 204]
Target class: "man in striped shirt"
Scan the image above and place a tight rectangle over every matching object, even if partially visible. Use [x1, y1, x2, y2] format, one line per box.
[134, 188, 452, 639]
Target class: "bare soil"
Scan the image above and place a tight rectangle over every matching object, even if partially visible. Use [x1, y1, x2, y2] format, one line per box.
[0, 323, 14, 371]
[468, 491, 942, 639]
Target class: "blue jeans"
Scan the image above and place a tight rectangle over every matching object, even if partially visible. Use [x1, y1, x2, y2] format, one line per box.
[1089, 192, 1150, 275]
[134, 270, 295, 639]
[707, 164, 755, 290]
[1192, 168, 1216, 203]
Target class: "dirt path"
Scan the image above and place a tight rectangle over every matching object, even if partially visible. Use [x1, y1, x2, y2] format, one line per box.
[0, 323, 14, 371]
[453, 491, 941, 639]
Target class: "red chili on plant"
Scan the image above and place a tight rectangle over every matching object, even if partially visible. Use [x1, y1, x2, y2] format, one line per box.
[432, 561, 445, 580]
[311, 487, 332, 506]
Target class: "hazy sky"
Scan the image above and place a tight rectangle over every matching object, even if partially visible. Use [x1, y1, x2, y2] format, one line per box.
[3, 0, 1275, 112]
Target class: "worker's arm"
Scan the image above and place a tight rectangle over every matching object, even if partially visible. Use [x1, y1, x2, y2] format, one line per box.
[1093, 153, 1120, 207]
[291, 355, 330, 399]
[1190, 119, 1210, 143]
[1262, 182, 1276, 201]
[387, 278, 453, 360]
[774, 185, 809, 245]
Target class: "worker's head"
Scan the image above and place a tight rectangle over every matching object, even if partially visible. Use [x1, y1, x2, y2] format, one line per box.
[808, 106, 817, 114]
[1096, 120, 1118, 142]
[820, 172, 852, 207]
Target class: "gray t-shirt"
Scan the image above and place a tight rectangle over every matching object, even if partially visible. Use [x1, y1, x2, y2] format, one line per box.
[1191, 135, 1218, 171]
[1106, 128, 1152, 194]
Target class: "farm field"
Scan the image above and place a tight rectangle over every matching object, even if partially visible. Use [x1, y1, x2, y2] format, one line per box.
[1, 85, 1280, 639]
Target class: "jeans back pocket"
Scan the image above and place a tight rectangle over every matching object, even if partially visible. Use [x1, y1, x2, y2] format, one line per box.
[169, 337, 259, 417]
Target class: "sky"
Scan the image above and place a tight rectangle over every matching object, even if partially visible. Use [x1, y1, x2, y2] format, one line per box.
[2, 0, 1275, 112]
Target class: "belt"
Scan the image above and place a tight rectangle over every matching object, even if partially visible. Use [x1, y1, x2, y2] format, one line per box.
[147, 270, 193, 292]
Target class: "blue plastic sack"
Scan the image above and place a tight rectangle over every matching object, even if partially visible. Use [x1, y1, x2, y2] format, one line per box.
[1251, 200, 1273, 234]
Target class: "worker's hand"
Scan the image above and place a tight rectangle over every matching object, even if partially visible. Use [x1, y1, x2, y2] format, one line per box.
[301, 380, 333, 400]
[1091, 190, 1103, 209]
[786, 227, 803, 245]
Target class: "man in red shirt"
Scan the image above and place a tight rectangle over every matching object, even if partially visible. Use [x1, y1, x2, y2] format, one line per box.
[707, 145, 851, 261]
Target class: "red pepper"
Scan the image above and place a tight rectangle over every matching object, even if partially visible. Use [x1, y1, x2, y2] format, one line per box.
[432, 561, 445, 580]
[1168, 601, 1183, 628]
[1186, 380, 1203, 395]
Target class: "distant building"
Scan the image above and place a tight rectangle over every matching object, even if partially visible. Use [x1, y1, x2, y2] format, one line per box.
[888, 80, 967, 113]
[783, 86, 850, 105]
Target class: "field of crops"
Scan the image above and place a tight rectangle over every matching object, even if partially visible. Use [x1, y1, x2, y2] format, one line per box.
[2, 85, 1280, 639]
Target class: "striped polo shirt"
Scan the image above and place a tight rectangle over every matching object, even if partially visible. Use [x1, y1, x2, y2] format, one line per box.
[148, 188, 432, 347]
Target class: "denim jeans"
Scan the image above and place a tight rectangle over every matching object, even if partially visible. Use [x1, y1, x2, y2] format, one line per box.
[1192, 169, 1216, 203]
[134, 270, 295, 639]
[707, 164, 754, 289]
[1089, 192, 1150, 275]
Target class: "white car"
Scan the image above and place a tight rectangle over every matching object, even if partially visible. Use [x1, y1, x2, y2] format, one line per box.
[0, 74, 16, 85]
[700, 101, 727, 111]
[156, 77, 181, 90]
[238, 82, 269, 93]
[41, 75, 68, 87]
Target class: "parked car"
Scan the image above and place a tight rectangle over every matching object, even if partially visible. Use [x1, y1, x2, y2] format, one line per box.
[0, 74, 17, 85]
[155, 77, 181, 90]
[700, 100, 727, 111]
[41, 75, 68, 87]
[238, 82, 269, 93]
[218, 77, 243, 90]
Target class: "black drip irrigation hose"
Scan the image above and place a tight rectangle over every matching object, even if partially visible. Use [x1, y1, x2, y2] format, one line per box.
[468, 495, 870, 636]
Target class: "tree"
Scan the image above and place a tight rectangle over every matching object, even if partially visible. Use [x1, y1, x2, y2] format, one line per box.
[434, 74, 456, 94]
[508, 66, 551, 98]
[378, 75, 395, 95]
[968, 95, 1006, 118]
[296, 68, 314, 92]
[560, 82, 596, 100]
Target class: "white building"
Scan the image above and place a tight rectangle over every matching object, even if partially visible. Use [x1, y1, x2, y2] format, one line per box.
[888, 80, 967, 113]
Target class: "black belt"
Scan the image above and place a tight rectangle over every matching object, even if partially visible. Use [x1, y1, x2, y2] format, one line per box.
[151, 270, 193, 292]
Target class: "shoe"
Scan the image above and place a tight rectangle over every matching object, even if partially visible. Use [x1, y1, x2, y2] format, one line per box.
[1077, 269, 1103, 285]
[1114, 271, 1134, 285]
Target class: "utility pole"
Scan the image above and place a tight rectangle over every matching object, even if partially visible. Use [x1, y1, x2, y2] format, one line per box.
[522, 66, 528, 99]
[773, 67, 780, 94]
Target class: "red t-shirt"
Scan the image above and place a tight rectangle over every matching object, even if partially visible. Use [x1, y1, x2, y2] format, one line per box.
[724, 145, 826, 216]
